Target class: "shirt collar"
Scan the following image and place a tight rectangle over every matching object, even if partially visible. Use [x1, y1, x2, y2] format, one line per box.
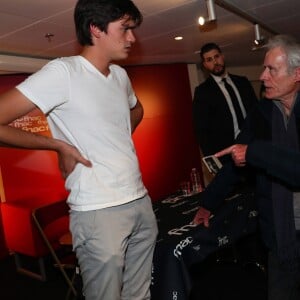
[211, 73, 229, 85]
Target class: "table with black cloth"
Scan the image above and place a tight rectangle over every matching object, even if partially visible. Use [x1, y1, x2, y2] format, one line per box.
[150, 190, 258, 300]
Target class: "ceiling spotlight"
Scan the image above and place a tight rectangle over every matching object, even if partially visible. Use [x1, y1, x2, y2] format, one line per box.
[174, 36, 183, 41]
[254, 23, 264, 45]
[252, 24, 267, 51]
[198, 0, 217, 26]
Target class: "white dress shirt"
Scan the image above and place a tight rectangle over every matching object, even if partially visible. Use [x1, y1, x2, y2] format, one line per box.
[211, 74, 246, 138]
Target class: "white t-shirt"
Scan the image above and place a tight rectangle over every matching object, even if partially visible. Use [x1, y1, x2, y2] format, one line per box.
[17, 56, 147, 211]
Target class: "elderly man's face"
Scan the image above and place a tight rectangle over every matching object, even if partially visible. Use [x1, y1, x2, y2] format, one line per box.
[260, 46, 299, 103]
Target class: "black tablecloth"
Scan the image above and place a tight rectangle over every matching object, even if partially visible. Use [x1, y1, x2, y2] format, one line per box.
[150, 191, 258, 300]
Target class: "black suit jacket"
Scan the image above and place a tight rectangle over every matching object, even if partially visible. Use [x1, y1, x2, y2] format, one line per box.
[192, 74, 258, 158]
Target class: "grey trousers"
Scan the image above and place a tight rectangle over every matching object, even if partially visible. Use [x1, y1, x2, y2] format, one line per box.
[70, 195, 158, 300]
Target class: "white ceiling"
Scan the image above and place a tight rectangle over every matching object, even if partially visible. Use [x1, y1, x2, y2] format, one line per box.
[0, 0, 299, 73]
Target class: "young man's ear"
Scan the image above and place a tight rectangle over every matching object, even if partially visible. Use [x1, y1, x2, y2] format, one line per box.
[90, 25, 102, 39]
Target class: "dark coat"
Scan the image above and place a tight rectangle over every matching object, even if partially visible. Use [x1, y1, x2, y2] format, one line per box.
[192, 74, 258, 157]
[201, 95, 300, 260]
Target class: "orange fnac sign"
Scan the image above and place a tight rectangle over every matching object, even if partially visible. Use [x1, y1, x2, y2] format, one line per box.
[9, 108, 51, 137]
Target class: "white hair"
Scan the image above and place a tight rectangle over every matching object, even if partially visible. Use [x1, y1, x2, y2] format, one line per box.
[267, 35, 300, 73]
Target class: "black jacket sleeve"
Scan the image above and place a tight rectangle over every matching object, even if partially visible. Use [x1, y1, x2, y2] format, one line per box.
[200, 161, 242, 212]
[246, 140, 300, 187]
[200, 102, 260, 212]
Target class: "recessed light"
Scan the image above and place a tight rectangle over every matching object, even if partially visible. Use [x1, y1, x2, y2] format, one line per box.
[174, 36, 183, 41]
[198, 16, 205, 26]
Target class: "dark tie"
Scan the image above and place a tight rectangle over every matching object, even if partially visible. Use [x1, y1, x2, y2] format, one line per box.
[222, 78, 244, 129]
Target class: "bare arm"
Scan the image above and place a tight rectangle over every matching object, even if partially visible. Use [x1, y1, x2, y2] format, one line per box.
[0, 88, 92, 178]
[130, 99, 144, 133]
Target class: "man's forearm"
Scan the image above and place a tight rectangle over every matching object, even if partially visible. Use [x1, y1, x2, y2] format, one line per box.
[0, 124, 92, 178]
[130, 99, 144, 133]
[0, 124, 64, 152]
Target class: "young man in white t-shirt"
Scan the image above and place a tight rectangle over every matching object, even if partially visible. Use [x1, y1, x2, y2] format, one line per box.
[0, 0, 158, 299]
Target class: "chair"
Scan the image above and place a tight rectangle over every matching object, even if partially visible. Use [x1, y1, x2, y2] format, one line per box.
[31, 199, 78, 299]
[0, 150, 70, 280]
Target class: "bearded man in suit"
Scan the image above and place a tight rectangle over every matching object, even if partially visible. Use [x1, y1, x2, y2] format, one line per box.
[192, 43, 258, 163]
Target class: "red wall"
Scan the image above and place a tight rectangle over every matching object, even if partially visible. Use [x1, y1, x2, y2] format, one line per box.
[0, 205, 6, 258]
[0, 74, 29, 258]
[126, 64, 201, 200]
[0, 74, 29, 93]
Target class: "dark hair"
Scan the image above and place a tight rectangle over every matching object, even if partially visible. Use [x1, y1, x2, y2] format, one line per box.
[200, 42, 222, 61]
[74, 0, 143, 46]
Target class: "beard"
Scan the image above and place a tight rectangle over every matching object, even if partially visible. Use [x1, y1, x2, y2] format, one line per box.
[211, 64, 225, 76]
